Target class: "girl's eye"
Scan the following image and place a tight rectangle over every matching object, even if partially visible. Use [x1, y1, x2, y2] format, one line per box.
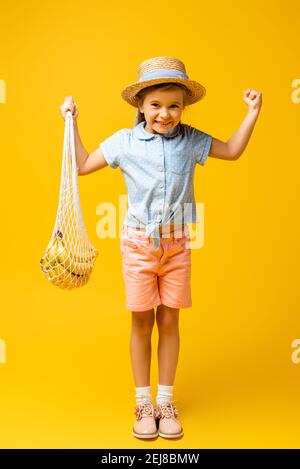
[151, 104, 178, 108]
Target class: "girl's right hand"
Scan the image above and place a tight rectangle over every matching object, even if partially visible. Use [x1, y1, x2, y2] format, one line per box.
[60, 96, 78, 120]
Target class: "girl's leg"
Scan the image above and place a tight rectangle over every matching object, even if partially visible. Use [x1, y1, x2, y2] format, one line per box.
[156, 304, 180, 385]
[155, 304, 183, 438]
[131, 308, 158, 439]
[130, 308, 155, 387]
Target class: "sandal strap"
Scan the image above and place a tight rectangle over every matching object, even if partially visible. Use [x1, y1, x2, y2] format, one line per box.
[154, 401, 179, 419]
[133, 402, 155, 420]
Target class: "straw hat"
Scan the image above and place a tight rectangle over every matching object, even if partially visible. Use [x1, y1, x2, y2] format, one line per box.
[121, 56, 207, 126]
[121, 56, 206, 107]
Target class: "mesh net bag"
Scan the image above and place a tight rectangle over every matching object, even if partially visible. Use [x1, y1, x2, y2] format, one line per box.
[40, 111, 98, 289]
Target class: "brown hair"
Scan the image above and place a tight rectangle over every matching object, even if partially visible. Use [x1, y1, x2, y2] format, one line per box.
[136, 82, 188, 107]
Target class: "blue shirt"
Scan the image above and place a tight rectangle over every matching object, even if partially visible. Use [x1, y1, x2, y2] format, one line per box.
[99, 120, 212, 249]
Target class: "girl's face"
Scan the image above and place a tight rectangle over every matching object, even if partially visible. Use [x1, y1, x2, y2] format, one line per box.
[138, 87, 185, 134]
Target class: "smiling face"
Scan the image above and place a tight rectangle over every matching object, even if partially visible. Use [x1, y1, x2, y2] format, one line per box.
[137, 85, 186, 134]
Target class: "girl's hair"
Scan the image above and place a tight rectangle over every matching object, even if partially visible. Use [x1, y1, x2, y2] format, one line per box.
[134, 82, 188, 126]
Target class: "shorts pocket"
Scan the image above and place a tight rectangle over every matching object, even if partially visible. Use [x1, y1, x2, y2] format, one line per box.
[121, 234, 149, 252]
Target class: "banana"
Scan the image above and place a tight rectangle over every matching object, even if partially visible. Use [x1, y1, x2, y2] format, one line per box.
[40, 257, 50, 272]
[47, 264, 70, 285]
[54, 230, 97, 263]
[50, 269, 90, 289]
[40, 230, 96, 280]
[72, 273, 90, 287]
[55, 237, 94, 276]
[60, 251, 92, 276]
[52, 263, 68, 278]
[44, 238, 60, 267]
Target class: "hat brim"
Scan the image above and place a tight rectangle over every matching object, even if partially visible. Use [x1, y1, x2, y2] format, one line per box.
[121, 77, 206, 107]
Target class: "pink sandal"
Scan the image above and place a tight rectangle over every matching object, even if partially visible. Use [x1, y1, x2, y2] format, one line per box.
[132, 402, 159, 439]
[155, 401, 184, 438]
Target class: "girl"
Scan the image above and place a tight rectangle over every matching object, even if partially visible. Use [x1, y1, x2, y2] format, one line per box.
[60, 56, 262, 440]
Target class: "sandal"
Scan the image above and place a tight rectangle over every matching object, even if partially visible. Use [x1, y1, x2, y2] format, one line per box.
[155, 401, 184, 438]
[132, 402, 159, 439]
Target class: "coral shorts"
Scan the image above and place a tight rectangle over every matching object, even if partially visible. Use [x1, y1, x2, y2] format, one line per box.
[120, 225, 192, 312]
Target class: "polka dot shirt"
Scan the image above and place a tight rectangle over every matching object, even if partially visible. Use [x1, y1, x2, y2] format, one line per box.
[99, 120, 212, 249]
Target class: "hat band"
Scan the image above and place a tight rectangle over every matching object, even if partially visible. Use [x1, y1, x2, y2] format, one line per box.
[139, 69, 189, 82]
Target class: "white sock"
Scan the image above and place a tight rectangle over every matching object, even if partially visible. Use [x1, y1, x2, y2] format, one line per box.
[156, 384, 174, 405]
[135, 386, 152, 406]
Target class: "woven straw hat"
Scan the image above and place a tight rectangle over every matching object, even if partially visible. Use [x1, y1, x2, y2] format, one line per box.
[121, 56, 207, 126]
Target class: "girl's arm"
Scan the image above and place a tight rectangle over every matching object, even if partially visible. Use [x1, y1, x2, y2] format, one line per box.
[208, 88, 262, 161]
[73, 120, 108, 176]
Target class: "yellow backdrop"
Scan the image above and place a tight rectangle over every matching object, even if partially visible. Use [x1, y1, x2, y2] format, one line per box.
[0, 0, 299, 449]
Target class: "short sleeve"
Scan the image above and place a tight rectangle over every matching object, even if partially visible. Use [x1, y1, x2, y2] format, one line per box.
[192, 127, 213, 166]
[99, 129, 125, 169]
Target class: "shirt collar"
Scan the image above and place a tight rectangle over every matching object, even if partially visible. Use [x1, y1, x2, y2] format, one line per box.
[133, 120, 182, 140]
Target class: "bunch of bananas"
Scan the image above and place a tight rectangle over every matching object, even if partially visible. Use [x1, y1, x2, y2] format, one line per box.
[40, 230, 98, 289]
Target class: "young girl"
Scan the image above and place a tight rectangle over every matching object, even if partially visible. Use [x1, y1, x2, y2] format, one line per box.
[60, 56, 262, 440]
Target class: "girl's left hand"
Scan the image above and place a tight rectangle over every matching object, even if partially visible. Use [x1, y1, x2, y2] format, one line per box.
[243, 88, 262, 112]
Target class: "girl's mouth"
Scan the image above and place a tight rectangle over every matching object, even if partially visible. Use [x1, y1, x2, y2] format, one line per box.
[155, 121, 172, 126]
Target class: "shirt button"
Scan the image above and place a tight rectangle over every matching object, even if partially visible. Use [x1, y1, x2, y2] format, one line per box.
[158, 165, 164, 171]
[159, 182, 164, 188]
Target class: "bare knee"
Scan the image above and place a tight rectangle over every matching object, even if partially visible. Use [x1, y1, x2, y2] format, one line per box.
[156, 304, 179, 335]
[131, 308, 155, 336]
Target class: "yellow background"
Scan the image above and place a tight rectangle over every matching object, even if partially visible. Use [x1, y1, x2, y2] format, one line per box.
[0, 0, 299, 449]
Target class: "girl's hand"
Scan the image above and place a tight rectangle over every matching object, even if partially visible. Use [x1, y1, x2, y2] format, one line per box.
[60, 95, 78, 120]
[243, 88, 262, 113]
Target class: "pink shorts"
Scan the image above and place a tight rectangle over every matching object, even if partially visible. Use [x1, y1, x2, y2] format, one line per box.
[120, 225, 192, 311]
